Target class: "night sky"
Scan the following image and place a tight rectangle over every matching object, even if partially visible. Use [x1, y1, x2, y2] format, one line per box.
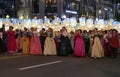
[0, 0, 15, 17]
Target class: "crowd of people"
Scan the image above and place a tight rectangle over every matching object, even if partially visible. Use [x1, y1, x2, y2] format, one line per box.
[0, 24, 120, 58]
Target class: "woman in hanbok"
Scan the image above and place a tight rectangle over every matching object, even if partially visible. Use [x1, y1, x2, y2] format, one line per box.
[103, 30, 112, 56]
[89, 30, 94, 55]
[83, 30, 90, 55]
[58, 27, 72, 56]
[54, 31, 61, 55]
[40, 28, 47, 53]
[69, 31, 74, 53]
[15, 29, 19, 52]
[7, 26, 17, 54]
[30, 28, 42, 55]
[15, 29, 22, 52]
[74, 29, 86, 57]
[18, 30, 23, 52]
[22, 28, 30, 55]
[91, 31, 104, 58]
[98, 31, 104, 48]
[44, 28, 57, 56]
[109, 29, 119, 58]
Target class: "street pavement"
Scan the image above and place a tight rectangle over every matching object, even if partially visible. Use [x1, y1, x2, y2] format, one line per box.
[0, 54, 120, 77]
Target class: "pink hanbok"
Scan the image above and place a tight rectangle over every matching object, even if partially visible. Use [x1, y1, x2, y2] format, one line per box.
[74, 34, 86, 57]
[30, 32, 42, 55]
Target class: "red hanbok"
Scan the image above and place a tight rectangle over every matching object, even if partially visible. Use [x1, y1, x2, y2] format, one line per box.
[7, 31, 17, 53]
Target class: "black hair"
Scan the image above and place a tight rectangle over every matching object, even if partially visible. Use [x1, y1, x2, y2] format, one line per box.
[2, 24, 5, 28]
[78, 29, 82, 33]
[9, 26, 13, 29]
[42, 28, 45, 31]
[83, 30, 87, 33]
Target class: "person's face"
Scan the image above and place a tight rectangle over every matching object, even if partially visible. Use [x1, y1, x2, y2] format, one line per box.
[31, 28, 34, 31]
[24, 28, 27, 31]
[9, 27, 13, 31]
[77, 30, 80, 34]
[62, 28, 66, 32]
[109, 30, 112, 33]
[107, 30, 109, 33]
[113, 31, 116, 34]
[42, 30, 45, 32]
[48, 28, 51, 32]
[84, 31, 87, 34]
[34, 28, 37, 31]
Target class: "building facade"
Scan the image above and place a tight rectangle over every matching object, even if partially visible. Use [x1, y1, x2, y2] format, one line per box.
[0, 0, 119, 19]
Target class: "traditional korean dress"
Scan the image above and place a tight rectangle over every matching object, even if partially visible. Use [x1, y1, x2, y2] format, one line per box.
[54, 32, 61, 55]
[15, 30, 22, 52]
[83, 34, 90, 54]
[91, 35, 104, 58]
[44, 32, 57, 56]
[22, 32, 30, 55]
[103, 33, 112, 56]
[74, 33, 86, 57]
[30, 31, 42, 55]
[7, 30, 17, 54]
[15, 30, 19, 52]
[89, 33, 94, 55]
[69, 32, 74, 51]
[59, 31, 72, 56]
[40, 32, 47, 53]
[109, 33, 119, 58]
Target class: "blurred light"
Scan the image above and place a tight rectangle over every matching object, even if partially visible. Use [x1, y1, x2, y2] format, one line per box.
[96, 18, 98, 21]
[44, 16, 47, 19]
[20, 16, 24, 19]
[34, 16, 37, 19]
[66, 10, 77, 14]
[104, 8, 108, 11]
[12, 5, 14, 9]
[62, 15, 66, 19]
[117, 3, 120, 6]
[6, 15, 10, 18]
[98, 10, 102, 14]
[68, 4, 70, 8]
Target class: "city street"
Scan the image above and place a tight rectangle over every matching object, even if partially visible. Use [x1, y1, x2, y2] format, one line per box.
[0, 54, 120, 77]
[0, 0, 120, 77]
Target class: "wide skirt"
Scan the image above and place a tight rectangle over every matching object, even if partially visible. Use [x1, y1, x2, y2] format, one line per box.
[44, 37, 57, 55]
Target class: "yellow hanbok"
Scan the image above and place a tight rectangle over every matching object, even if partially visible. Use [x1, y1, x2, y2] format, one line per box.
[91, 37, 104, 58]
[44, 37, 57, 55]
[22, 36, 30, 55]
